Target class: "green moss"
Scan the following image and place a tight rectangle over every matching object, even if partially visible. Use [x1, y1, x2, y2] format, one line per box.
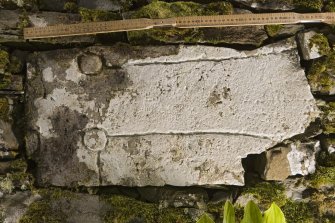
[307, 52, 335, 95]
[309, 33, 331, 56]
[203, 2, 233, 15]
[17, 11, 31, 31]
[242, 182, 287, 208]
[103, 195, 192, 223]
[0, 97, 9, 120]
[79, 8, 121, 22]
[293, 0, 323, 12]
[19, 188, 80, 223]
[8, 55, 23, 74]
[63, 2, 78, 13]
[0, 176, 14, 194]
[132, 1, 201, 19]
[265, 25, 284, 37]
[19, 0, 39, 10]
[0, 50, 9, 72]
[5, 159, 34, 191]
[317, 149, 335, 167]
[281, 200, 316, 223]
[325, 1, 335, 12]
[318, 101, 335, 134]
[308, 166, 335, 188]
[19, 200, 66, 223]
[128, 1, 234, 44]
[207, 201, 224, 215]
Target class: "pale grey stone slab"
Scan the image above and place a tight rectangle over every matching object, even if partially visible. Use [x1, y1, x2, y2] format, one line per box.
[26, 40, 318, 187]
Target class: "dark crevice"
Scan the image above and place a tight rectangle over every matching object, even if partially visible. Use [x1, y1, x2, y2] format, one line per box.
[242, 152, 267, 186]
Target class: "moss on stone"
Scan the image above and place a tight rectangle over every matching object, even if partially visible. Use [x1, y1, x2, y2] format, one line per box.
[5, 159, 34, 191]
[318, 101, 335, 134]
[242, 182, 287, 208]
[309, 33, 331, 56]
[8, 55, 23, 74]
[317, 150, 335, 167]
[19, 200, 67, 223]
[103, 195, 193, 223]
[0, 50, 9, 73]
[79, 7, 121, 22]
[17, 11, 31, 31]
[293, 0, 323, 12]
[207, 201, 224, 215]
[307, 53, 335, 95]
[308, 166, 335, 188]
[265, 25, 284, 37]
[128, 1, 234, 44]
[0, 97, 9, 120]
[0, 176, 14, 194]
[325, 1, 335, 12]
[63, 1, 78, 13]
[19, 0, 39, 10]
[282, 200, 316, 223]
[19, 188, 80, 223]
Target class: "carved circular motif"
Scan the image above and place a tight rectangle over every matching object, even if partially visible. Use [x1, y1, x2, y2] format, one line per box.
[78, 53, 102, 75]
[83, 128, 107, 151]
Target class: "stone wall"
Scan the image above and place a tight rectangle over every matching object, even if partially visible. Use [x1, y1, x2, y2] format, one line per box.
[0, 1, 334, 223]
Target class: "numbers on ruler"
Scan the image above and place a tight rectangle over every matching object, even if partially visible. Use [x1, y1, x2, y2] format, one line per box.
[24, 13, 335, 39]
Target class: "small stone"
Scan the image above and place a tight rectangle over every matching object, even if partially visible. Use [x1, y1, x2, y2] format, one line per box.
[265, 24, 304, 38]
[235, 193, 259, 207]
[232, 0, 295, 11]
[323, 138, 335, 154]
[209, 191, 233, 204]
[0, 120, 19, 152]
[284, 178, 307, 201]
[297, 31, 330, 60]
[78, 54, 103, 75]
[38, 0, 69, 11]
[0, 151, 18, 160]
[263, 141, 320, 181]
[139, 187, 208, 209]
[0, 191, 41, 223]
[78, 0, 122, 11]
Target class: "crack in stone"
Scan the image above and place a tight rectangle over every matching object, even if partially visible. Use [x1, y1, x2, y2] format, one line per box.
[126, 49, 296, 66]
[105, 131, 278, 141]
[97, 151, 102, 186]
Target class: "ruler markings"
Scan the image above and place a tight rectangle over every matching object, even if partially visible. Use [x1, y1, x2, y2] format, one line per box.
[24, 12, 335, 39]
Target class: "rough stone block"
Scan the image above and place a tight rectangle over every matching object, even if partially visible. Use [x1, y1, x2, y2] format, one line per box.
[26, 39, 318, 187]
[263, 141, 320, 181]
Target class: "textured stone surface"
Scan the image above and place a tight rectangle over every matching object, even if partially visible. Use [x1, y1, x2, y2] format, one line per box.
[26, 39, 318, 187]
[0, 191, 40, 223]
[0, 120, 18, 151]
[0, 9, 95, 44]
[232, 0, 295, 11]
[297, 31, 328, 60]
[263, 141, 320, 181]
[78, 0, 122, 11]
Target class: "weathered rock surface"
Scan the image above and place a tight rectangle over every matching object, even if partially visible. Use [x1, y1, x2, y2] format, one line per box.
[297, 31, 330, 60]
[0, 191, 41, 223]
[232, 0, 295, 11]
[26, 39, 318, 187]
[263, 141, 320, 181]
[78, 0, 122, 11]
[0, 120, 18, 151]
[0, 9, 95, 45]
[138, 187, 208, 208]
